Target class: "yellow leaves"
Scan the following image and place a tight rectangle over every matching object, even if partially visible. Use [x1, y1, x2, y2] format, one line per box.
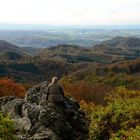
[0, 113, 15, 139]
[80, 100, 94, 118]
[106, 86, 140, 102]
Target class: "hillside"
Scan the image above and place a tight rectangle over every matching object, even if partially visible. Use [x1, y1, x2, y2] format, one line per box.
[0, 37, 140, 83]
[0, 40, 30, 60]
[37, 44, 115, 63]
[101, 36, 140, 49]
[92, 37, 140, 62]
[70, 58, 140, 77]
[0, 58, 73, 83]
[22, 47, 42, 55]
[61, 58, 140, 89]
[38, 37, 140, 64]
[0, 37, 140, 63]
[105, 58, 140, 73]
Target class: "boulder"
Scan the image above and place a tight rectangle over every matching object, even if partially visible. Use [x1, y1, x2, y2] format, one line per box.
[0, 82, 88, 140]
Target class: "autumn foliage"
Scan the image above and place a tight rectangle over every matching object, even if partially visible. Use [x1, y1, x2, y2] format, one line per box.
[89, 87, 140, 140]
[0, 77, 26, 98]
[60, 79, 113, 104]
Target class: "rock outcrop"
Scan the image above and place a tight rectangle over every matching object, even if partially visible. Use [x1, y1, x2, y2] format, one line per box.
[0, 82, 88, 140]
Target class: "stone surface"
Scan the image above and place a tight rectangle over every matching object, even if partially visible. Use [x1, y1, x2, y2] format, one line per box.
[0, 82, 88, 140]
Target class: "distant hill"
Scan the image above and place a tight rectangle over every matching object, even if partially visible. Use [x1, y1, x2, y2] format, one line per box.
[0, 40, 29, 60]
[38, 38, 140, 64]
[92, 37, 140, 62]
[38, 44, 90, 59]
[0, 38, 140, 83]
[41, 44, 89, 55]
[0, 36, 140, 63]
[100, 36, 140, 49]
[0, 40, 28, 54]
[37, 44, 114, 63]
[0, 29, 140, 48]
[22, 47, 42, 55]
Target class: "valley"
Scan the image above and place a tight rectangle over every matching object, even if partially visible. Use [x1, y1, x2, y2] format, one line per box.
[0, 36, 140, 84]
[0, 28, 140, 48]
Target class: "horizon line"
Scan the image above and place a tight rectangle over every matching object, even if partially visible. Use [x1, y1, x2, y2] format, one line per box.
[0, 23, 140, 30]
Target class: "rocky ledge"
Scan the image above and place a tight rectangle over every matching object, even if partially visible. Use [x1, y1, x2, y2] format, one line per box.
[0, 82, 88, 140]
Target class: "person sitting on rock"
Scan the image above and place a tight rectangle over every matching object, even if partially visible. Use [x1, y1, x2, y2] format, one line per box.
[46, 77, 69, 109]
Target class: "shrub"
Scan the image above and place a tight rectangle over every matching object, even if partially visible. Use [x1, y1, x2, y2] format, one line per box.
[60, 79, 113, 104]
[106, 86, 140, 102]
[80, 100, 94, 121]
[89, 88, 140, 140]
[0, 78, 26, 98]
[0, 113, 16, 140]
[110, 126, 140, 140]
[103, 73, 127, 87]
[89, 98, 140, 140]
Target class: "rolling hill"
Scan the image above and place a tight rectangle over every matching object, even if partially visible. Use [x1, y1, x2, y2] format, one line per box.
[0, 37, 140, 83]
[101, 36, 140, 49]
[37, 44, 115, 63]
[0, 59, 73, 83]
[92, 37, 140, 62]
[38, 37, 140, 64]
[61, 58, 140, 89]
[0, 40, 30, 60]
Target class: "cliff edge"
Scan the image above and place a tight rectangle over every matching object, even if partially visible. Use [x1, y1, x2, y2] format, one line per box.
[0, 82, 88, 140]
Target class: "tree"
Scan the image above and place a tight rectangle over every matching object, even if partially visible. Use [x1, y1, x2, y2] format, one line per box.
[0, 78, 26, 98]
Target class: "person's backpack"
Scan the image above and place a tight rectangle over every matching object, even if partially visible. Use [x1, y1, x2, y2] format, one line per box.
[47, 84, 64, 102]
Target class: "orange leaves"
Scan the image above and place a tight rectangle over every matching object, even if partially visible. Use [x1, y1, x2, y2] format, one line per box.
[0, 77, 26, 98]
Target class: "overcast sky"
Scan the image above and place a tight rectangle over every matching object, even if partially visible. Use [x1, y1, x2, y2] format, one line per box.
[0, 0, 140, 25]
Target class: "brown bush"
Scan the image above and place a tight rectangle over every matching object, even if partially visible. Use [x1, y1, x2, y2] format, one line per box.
[61, 80, 113, 104]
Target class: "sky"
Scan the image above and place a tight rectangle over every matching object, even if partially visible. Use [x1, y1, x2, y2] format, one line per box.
[0, 0, 140, 25]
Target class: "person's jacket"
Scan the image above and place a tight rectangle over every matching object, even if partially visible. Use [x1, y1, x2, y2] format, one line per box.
[46, 83, 64, 102]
